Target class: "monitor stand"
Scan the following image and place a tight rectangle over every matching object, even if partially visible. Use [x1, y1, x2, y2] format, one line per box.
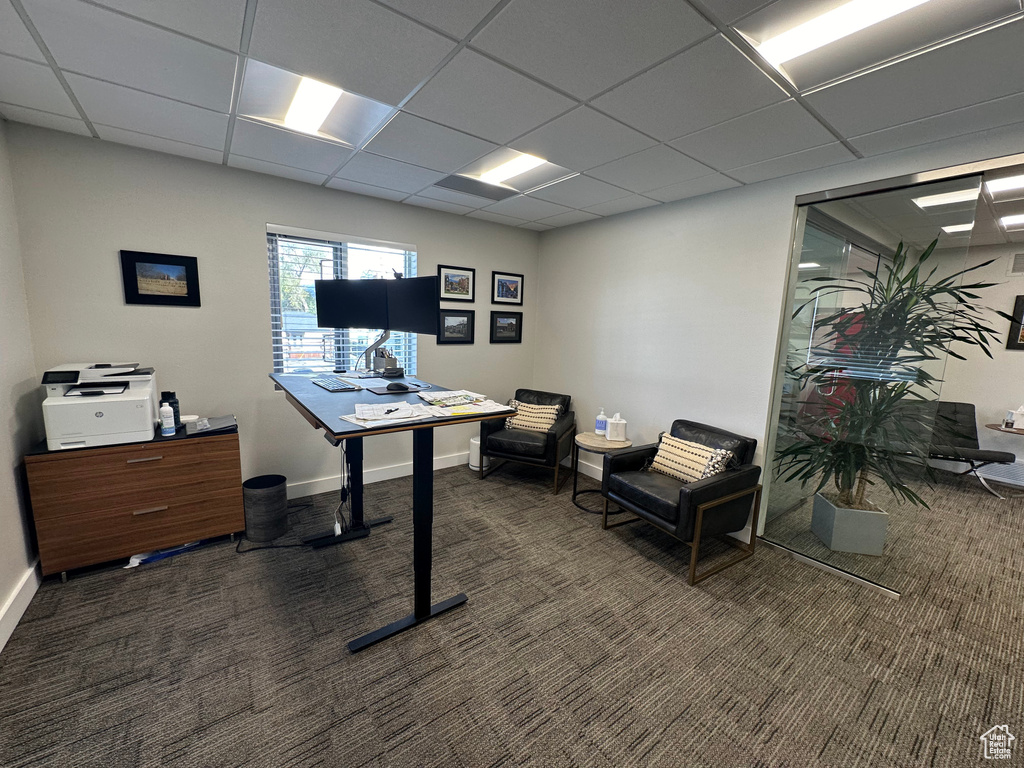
[302, 436, 392, 548]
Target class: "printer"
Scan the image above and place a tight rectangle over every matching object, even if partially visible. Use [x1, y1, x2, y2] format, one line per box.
[41, 363, 159, 450]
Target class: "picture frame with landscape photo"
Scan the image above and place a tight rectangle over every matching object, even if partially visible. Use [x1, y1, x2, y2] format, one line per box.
[438, 309, 475, 344]
[438, 264, 475, 302]
[490, 311, 522, 344]
[119, 250, 201, 307]
[491, 270, 523, 305]
[1007, 295, 1024, 350]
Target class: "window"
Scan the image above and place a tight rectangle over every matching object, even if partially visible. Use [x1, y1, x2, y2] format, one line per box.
[267, 228, 417, 375]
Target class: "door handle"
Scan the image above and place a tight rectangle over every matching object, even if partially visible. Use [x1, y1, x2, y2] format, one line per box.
[126, 456, 163, 464]
[132, 505, 169, 516]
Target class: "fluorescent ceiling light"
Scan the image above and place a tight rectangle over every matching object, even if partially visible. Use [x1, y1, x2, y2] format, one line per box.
[284, 77, 343, 135]
[798, 262, 821, 269]
[1001, 214, 1024, 229]
[912, 188, 980, 209]
[479, 154, 546, 185]
[985, 174, 1024, 195]
[756, 0, 933, 68]
[941, 223, 974, 234]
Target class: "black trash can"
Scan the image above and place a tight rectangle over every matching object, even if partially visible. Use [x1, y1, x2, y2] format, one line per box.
[242, 474, 288, 542]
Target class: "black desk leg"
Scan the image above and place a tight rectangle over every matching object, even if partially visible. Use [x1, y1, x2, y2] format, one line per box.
[305, 436, 393, 549]
[348, 426, 468, 652]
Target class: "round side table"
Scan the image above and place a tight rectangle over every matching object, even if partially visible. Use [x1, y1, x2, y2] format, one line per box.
[572, 432, 632, 513]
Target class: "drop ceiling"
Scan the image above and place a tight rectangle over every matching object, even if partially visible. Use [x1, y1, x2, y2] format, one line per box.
[1, 0, 1023, 230]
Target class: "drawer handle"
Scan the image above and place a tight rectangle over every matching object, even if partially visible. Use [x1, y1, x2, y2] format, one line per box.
[126, 456, 163, 464]
[132, 505, 169, 516]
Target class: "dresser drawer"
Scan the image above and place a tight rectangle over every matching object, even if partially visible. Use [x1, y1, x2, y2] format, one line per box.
[27, 433, 242, 521]
[34, 486, 243, 575]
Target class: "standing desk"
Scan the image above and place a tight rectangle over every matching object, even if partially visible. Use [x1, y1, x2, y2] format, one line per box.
[270, 373, 512, 652]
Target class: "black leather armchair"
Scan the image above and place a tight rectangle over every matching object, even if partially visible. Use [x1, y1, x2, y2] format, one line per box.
[929, 401, 1016, 498]
[602, 419, 762, 585]
[480, 388, 576, 494]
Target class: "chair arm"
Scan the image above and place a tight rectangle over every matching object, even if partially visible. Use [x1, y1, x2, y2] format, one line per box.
[546, 411, 576, 460]
[603, 443, 658, 477]
[480, 415, 507, 442]
[677, 464, 762, 540]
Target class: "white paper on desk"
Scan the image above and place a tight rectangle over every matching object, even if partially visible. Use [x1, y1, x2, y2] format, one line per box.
[442, 399, 510, 415]
[355, 403, 416, 420]
[417, 389, 485, 406]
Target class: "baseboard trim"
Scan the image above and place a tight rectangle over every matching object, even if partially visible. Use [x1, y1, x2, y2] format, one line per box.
[759, 539, 900, 600]
[0, 561, 41, 654]
[286, 451, 472, 498]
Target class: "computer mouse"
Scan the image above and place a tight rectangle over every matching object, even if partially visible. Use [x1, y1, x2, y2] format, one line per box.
[386, 382, 410, 392]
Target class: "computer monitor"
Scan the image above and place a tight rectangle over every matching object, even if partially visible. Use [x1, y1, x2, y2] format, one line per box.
[386, 276, 439, 336]
[314, 279, 388, 330]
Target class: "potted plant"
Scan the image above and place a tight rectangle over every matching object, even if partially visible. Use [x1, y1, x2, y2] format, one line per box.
[775, 237, 1010, 555]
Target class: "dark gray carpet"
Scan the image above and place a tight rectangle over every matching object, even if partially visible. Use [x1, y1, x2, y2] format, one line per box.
[1, 463, 1021, 767]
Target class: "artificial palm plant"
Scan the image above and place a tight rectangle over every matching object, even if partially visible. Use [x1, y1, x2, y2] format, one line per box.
[775, 237, 1011, 510]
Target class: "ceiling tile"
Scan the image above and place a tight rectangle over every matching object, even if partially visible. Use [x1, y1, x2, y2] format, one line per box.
[231, 119, 354, 174]
[415, 185, 490, 209]
[325, 177, 407, 201]
[249, 0, 454, 106]
[583, 194, 660, 216]
[585, 145, 714, 193]
[228, 155, 328, 185]
[481, 195, 571, 221]
[0, 102, 91, 136]
[21, 0, 236, 112]
[646, 173, 741, 203]
[537, 210, 601, 227]
[404, 196, 475, 215]
[374, 0, 501, 38]
[334, 151, 445, 193]
[471, 0, 714, 99]
[518, 222, 553, 231]
[89, 0, 247, 50]
[363, 112, 496, 172]
[510, 106, 658, 172]
[527, 174, 627, 208]
[66, 74, 228, 150]
[0, 2, 44, 61]
[97, 125, 224, 163]
[699, 0, 775, 25]
[850, 93, 1024, 157]
[804, 19, 1024, 138]
[727, 142, 856, 184]
[467, 210, 528, 226]
[404, 49, 574, 145]
[0, 54, 77, 117]
[671, 100, 836, 170]
[592, 35, 786, 140]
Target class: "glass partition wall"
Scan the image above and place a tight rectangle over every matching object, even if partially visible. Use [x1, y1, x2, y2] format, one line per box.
[763, 175, 986, 592]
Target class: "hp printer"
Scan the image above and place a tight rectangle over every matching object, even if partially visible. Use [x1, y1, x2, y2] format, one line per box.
[41, 363, 159, 450]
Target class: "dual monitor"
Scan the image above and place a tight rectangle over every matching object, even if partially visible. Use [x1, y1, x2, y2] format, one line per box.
[314, 276, 439, 336]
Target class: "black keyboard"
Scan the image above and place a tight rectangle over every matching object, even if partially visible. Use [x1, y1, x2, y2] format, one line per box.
[311, 375, 357, 392]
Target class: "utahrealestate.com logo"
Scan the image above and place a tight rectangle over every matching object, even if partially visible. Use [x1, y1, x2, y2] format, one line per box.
[980, 725, 1016, 760]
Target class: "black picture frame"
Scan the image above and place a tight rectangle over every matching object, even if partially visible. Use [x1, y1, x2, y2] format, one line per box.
[119, 250, 201, 307]
[438, 309, 475, 344]
[491, 270, 524, 305]
[1007, 295, 1024, 349]
[438, 264, 475, 302]
[490, 311, 522, 343]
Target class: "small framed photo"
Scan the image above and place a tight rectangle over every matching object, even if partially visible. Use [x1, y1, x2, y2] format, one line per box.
[1007, 295, 1024, 349]
[492, 270, 523, 305]
[438, 264, 475, 302]
[438, 309, 475, 344]
[120, 250, 201, 307]
[490, 311, 522, 343]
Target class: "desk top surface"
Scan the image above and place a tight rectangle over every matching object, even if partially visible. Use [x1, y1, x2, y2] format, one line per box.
[270, 373, 513, 440]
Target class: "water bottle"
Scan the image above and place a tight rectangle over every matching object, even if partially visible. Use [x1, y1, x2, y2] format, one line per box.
[161, 390, 181, 428]
[160, 402, 175, 437]
[595, 407, 607, 437]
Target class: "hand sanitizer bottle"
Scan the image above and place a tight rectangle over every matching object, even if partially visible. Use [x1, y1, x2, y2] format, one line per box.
[595, 407, 607, 436]
[160, 402, 176, 437]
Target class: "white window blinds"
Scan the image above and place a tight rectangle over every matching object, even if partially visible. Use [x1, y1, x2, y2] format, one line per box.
[267, 231, 417, 375]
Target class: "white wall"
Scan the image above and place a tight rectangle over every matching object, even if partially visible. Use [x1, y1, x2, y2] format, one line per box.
[6, 125, 539, 498]
[0, 121, 42, 650]
[534, 121, 1024, 525]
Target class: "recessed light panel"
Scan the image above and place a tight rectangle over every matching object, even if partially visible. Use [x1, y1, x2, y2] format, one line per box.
[457, 149, 574, 193]
[284, 78, 342, 135]
[941, 222, 974, 234]
[798, 262, 821, 268]
[912, 188, 980, 209]
[1001, 213, 1024, 229]
[985, 174, 1024, 196]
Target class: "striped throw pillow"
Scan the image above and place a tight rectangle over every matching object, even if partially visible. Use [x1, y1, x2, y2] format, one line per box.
[650, 434, 733, 483]
[506, 400, 561, 433]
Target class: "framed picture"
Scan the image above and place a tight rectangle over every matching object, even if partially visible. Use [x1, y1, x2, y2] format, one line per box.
[438, 264, 475, 302]
[490, 311, 522, 343]
[438, 309, 475, 344]
[119, 250, 201, 307]
[1007, 295, 1024, 349]
[492, 270, 524, 305]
